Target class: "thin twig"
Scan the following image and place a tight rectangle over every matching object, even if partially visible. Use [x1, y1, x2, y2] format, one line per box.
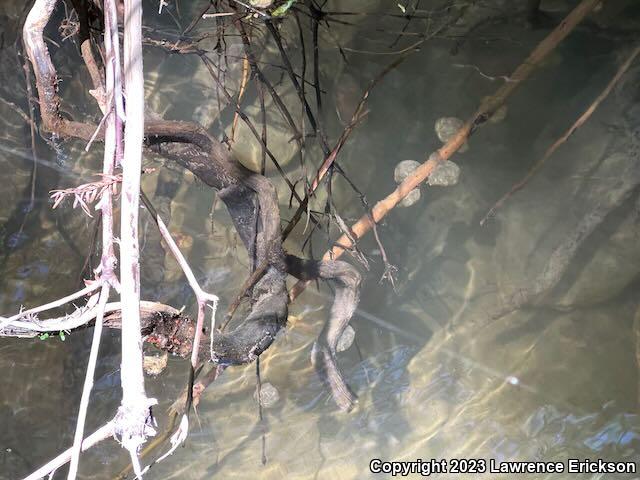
[281, 54, 408, 239]
[140, 191, 218, 449]
[255, 356, 267, 465]
[67, 284, 109, 480]
[0, 281, 101, 327]
[23, 422, 116, 480]
[230, 54, 250, 143]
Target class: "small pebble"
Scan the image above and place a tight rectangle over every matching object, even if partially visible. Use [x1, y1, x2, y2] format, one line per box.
[393, 160, 421, 207]
[255, 382, 280, 408]
[394, 160, 420, 183]
[399, 188, 421, 207]
[427, 161, 461, 187]
[336, 325, 355, 352]
[143, 352, 168, 376]
[435, 116, 469, 152]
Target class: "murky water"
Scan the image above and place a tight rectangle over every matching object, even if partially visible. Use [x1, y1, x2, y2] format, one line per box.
[1, 1, 640, 479]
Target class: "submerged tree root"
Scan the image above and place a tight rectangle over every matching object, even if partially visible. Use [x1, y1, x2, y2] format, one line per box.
[6, 1, 374, 477]
[18, 0, 363, 412]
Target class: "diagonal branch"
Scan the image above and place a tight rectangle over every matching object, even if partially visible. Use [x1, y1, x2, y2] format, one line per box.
[289, 0, 603, 301]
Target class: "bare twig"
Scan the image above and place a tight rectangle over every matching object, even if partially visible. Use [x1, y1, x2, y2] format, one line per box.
[140, 191, 218, 450]
[0, 281, 101, 330]
[0, 300, 178, 338]
[143, 195, 219, 343]
[202, 12, 235, 19]
[21, 52, 39, 213]
[67, 285, 109, 480]
[230, 54, 250, 143]
[23, 422, 116, 480]
[23, 0, 98, 140]
[452, 63, 515, 82]
[80, 39, 106, 111]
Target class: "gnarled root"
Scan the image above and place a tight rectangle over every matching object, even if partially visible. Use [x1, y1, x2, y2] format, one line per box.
[22, 0, 360, 410]
[286, 255, 361, 411]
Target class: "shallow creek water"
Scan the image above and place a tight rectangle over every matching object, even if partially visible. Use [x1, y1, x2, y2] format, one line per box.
[1, 1, 640, 479]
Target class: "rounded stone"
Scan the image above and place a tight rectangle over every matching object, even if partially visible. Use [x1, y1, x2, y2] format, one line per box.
[336, 325, 356, 352]
[435, 117, 469, 152]
[394, 160, 421, 183]
[255, 382, 280, 408]
[399, 188, 421, 207]
[143, 352, 168, 376]
[427, 161, 461, 187]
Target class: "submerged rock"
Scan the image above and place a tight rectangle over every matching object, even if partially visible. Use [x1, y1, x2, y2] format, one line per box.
[394, 160, 421, 183]
[143, 352, 168, 376]
[393, 160, 422, 207]
[229, 84, 300, 173]
[255, 382, 280, 408]
[428, 161, 461, 187]
[399, 189, 421, 207]
[435, 117, 469, 152]
[337, 325, 356, 352]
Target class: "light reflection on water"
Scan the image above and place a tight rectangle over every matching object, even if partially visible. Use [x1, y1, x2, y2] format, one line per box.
[1, 1, 640, 479]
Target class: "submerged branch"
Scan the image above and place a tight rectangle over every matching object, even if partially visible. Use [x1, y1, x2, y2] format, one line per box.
[289, 0, 603, 301]
[23, 422, 116, 480]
